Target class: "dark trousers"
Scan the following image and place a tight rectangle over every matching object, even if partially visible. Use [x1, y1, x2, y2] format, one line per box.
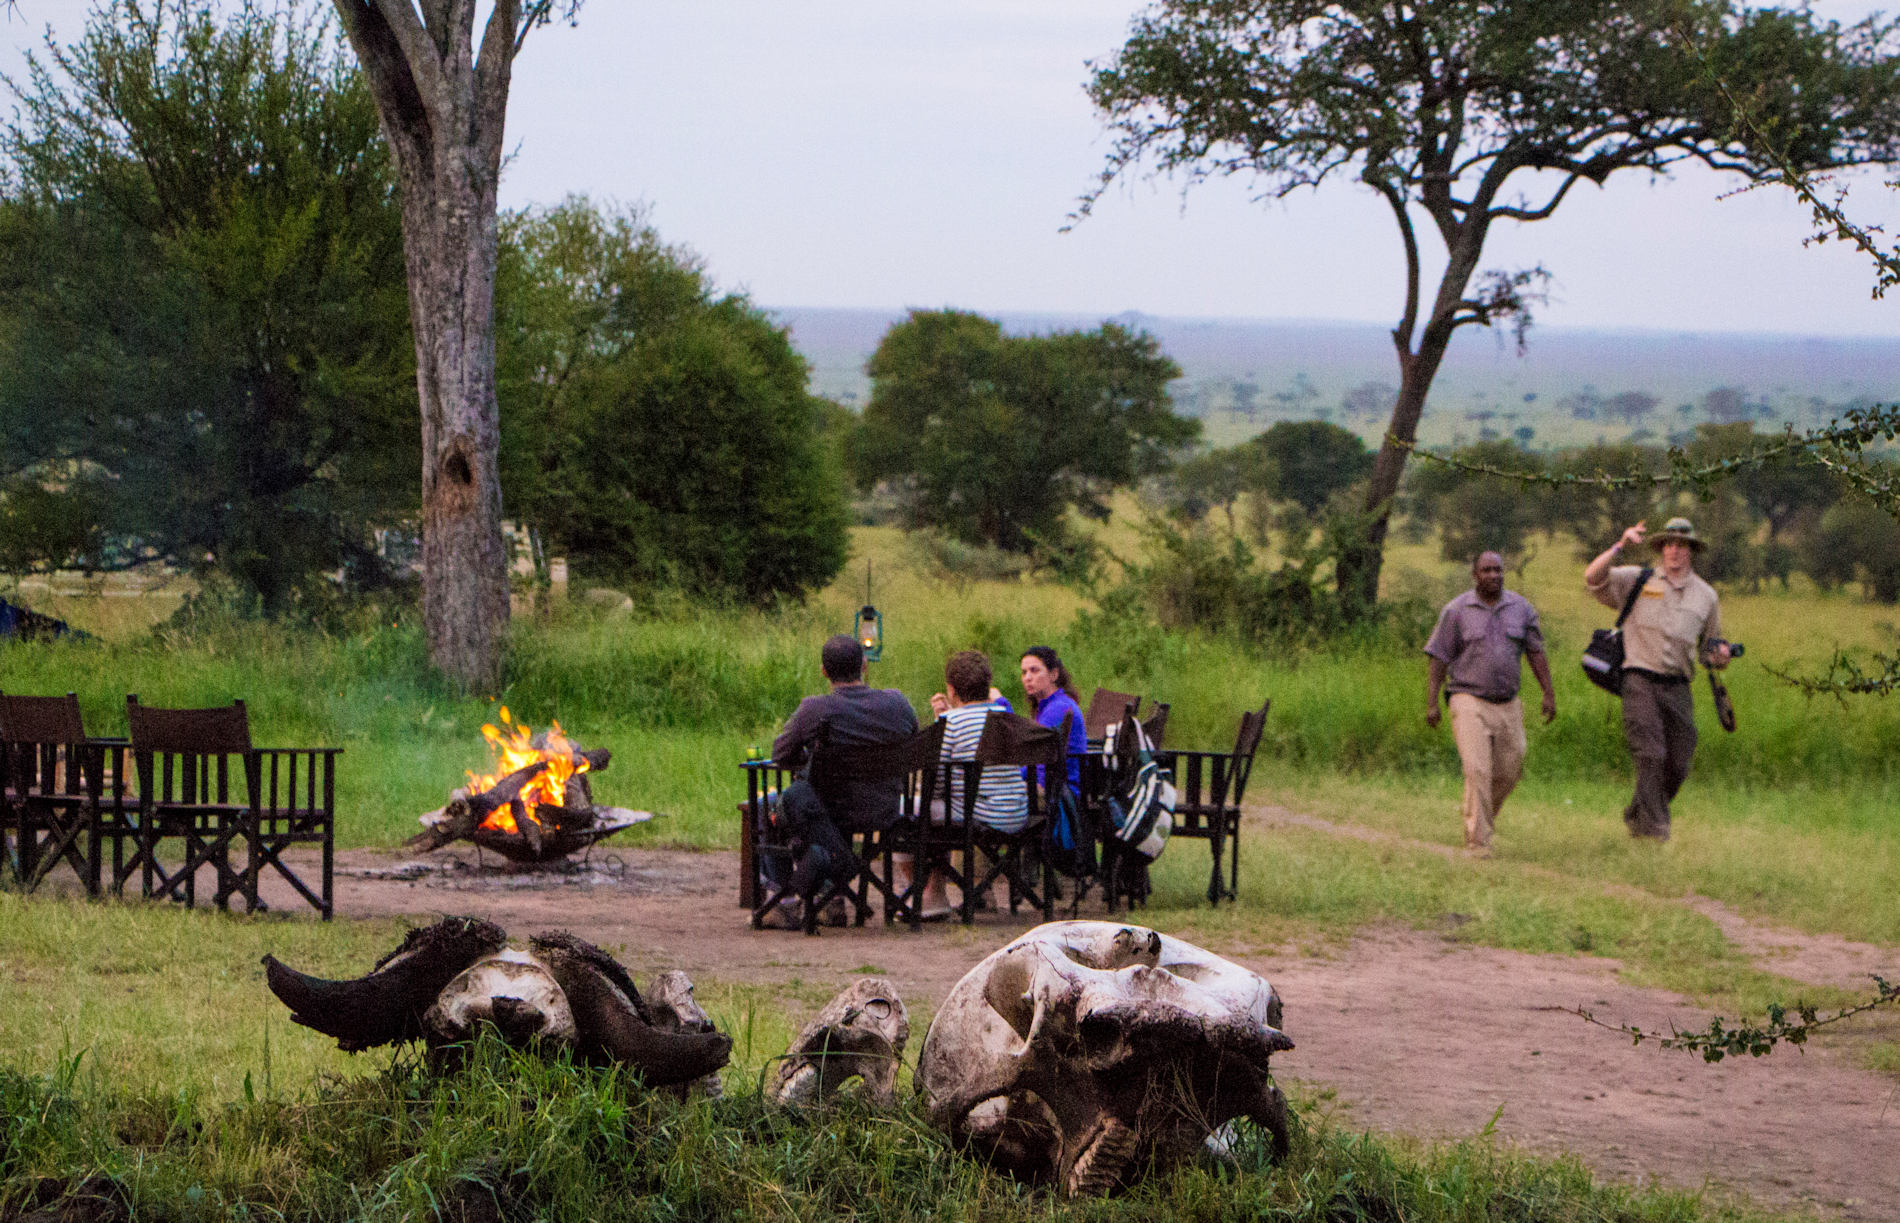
[1621, 672, 1697, 839]
[766, 779, 860, 897]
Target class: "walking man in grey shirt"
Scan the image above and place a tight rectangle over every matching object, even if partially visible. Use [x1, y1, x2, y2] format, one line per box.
[1424, 552, 1557, 856]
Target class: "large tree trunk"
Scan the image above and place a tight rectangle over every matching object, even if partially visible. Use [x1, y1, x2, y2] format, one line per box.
[332, 0, 528, 691]
[399, 148, 508, 692]
[1338, 222, 1488, 609]
[1339, 323, 1451, 609]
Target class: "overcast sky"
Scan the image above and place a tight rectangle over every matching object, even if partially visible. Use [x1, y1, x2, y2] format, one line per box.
[7, 1, 1898, 336]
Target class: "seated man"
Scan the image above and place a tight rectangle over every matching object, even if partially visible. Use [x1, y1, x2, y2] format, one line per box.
[910, 650, 1026, 917]
[765, 634, 919, 921]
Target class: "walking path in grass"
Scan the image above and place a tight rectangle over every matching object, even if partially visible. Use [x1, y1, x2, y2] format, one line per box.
[1255, 804, 1899, 992]
[285, 802, 1900, 1221]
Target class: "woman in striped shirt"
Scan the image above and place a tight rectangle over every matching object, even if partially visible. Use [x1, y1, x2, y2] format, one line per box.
[908, 650, 1026, 918]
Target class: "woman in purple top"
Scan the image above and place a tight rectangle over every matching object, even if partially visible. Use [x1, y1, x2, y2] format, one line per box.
[1019, 645, 1085, 795]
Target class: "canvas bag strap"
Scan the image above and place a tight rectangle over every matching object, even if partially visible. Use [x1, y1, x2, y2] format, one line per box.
[1614, 567, 1653, 629]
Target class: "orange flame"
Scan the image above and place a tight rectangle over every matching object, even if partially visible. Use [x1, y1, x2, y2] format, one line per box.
[465, 706, 589, 835]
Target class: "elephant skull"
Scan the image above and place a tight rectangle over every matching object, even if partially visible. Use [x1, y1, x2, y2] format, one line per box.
[915, 921, 1292, 1196]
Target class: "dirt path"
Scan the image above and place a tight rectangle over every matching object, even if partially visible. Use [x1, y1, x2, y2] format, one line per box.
[1255, 804, 1900, 992]
[268, 815, 1900, 1221]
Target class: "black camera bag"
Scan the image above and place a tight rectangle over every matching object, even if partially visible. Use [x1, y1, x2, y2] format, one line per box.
[1581, 566, 1652, 695]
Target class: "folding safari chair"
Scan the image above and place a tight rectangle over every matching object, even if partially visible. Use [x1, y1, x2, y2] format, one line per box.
[964, 711, 1073, 925]
[0, 692, 112, 895]
[750, 720, 945, 935]
[1162, 700, 1270, 906]
[124, 696, 338, 917]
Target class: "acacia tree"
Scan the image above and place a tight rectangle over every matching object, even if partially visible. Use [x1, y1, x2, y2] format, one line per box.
[329, 0, 580, 689]
[852, 310, 1195, 553]
[1082, 0, 1900, 609]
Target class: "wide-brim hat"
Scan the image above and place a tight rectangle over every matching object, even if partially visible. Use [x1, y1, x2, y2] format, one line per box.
[1649, 516, 1704, 551]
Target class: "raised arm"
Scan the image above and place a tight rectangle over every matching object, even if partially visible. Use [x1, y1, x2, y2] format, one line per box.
[1585, 522, 1648, 599]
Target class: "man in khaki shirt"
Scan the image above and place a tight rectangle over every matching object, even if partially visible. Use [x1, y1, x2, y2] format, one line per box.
[1424, 551, 1557, 856]
[1584, 517, 1732, 840]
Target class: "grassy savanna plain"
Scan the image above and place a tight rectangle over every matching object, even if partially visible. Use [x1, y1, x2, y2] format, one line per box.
[2, 520, 1895, 1220]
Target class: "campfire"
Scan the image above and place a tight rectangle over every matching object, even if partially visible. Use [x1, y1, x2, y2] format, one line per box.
[414, 708, 651, 863]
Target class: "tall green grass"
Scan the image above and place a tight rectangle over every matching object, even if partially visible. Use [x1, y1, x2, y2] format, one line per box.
[4, 525, 1893, 849]
[0, 897, 1787, 1220]
[0, 1037, 1786, 1222]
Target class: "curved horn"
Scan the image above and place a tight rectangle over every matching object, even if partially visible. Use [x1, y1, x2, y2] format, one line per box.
[531, 933, 731, 1086]
[263, 917, 507, 1051]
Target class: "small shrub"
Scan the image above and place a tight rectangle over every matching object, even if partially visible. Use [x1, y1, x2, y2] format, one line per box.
[911, 532, 1031, 584]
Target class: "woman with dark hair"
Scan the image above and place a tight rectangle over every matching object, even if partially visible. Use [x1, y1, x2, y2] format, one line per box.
[1020, 646, 1086, 795]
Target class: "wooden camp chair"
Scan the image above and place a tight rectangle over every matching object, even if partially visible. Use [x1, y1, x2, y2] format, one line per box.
[1082, 688, 1141, 741]
[124, 696, 338, 918]
[0, 692, 113, 895]
[964, 711, 1072, 925]
[750, 720, 946, 935]
[1161, 700, 1269, 906]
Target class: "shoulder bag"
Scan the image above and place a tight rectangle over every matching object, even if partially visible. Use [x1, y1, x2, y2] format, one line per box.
[1580, 566, 1652, 695]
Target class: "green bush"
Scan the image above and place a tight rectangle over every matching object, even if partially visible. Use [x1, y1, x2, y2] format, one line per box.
[1095, 516, 1433, 651]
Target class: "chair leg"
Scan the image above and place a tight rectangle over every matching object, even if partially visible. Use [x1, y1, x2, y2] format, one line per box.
[1040, 840, 1055, 923]
[1228, 813, 1241, 901]
[85, 809, 102, 898]
[1206, 817, 1228, 906]
[16, 813, 39, 890]
[24, 811, 88, 894]
[140, 823, 157, 901]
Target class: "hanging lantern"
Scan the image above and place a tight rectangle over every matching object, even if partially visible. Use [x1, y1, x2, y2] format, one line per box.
[856, 604, 883, 662]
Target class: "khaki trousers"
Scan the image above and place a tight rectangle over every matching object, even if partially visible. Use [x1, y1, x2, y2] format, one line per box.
[1620, 672, 1697, 840]
[1448, 693, 1526, 849]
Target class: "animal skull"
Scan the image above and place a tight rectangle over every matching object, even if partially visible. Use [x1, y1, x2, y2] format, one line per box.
[263, 918, 731, 1088]
[771, 977, 909, 1107]
[916, 921, 1292, 1196]
[649, 969, 724, 1099]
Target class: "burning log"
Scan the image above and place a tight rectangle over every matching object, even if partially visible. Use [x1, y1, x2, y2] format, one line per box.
[412, 709, 652, 863]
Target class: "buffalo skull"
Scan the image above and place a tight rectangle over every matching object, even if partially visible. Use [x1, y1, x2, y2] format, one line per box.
[262, 917, 731, 1088]
[916, 921, 1292, 1196]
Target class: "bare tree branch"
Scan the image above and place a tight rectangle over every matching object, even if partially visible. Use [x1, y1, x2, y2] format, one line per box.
[1571, 975, 1899, 1062]
[1762, 649, 1900, 699]
[1398, 405, 1900, 516]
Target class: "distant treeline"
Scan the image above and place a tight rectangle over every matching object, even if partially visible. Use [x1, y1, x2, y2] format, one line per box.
[1171, 376, 1879, 450]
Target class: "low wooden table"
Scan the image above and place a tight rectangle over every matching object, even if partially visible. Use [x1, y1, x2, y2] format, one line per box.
[737, 758, 794, 910]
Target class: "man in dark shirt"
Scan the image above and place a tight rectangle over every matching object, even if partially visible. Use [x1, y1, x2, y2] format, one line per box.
[768, 634, 918, 904]
[1424, 551, 1557, 856]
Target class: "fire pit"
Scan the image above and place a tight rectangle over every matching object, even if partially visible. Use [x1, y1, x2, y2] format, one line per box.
[413, 709, 652, 864]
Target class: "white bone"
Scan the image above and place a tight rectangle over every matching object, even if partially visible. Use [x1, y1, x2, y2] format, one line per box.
[917, 921, 1291, 1196]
